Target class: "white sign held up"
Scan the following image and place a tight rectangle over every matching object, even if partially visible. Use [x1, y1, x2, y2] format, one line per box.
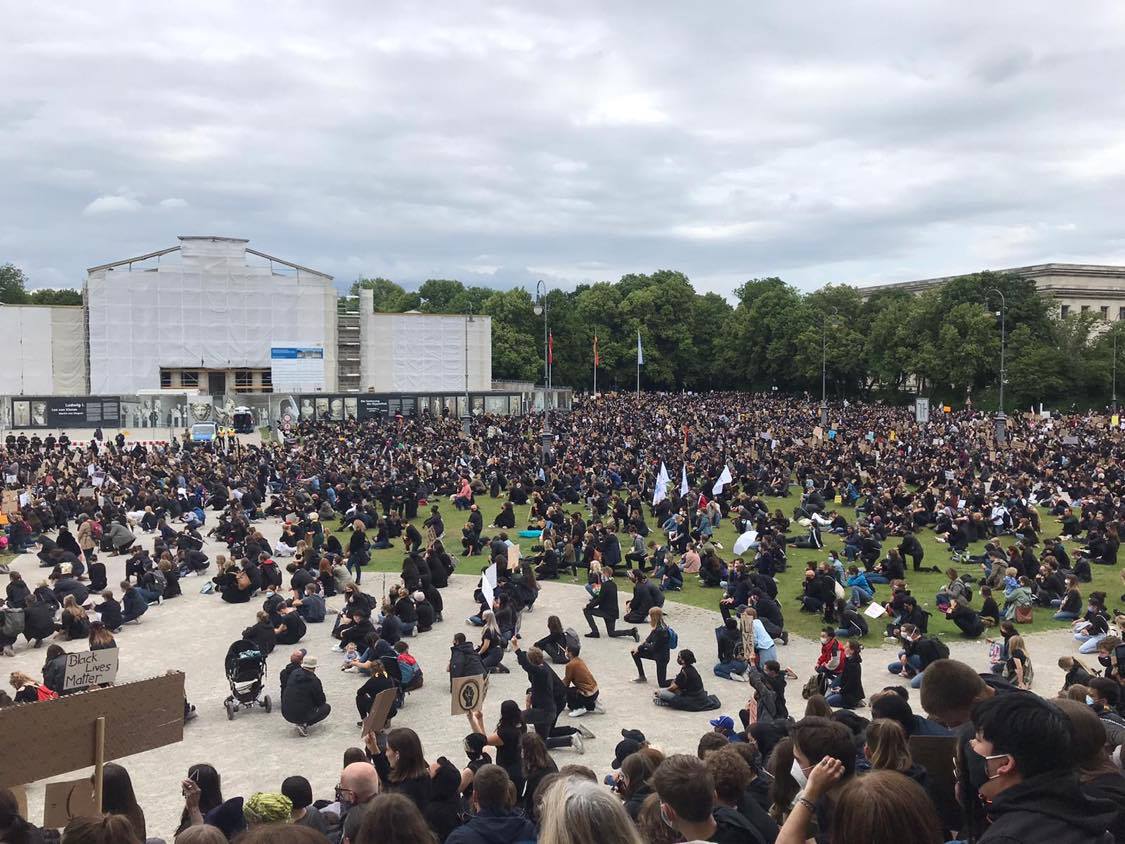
[62, 648, 120, 692]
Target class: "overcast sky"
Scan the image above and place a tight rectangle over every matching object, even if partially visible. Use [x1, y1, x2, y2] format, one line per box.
[4, 2, 1125, 299]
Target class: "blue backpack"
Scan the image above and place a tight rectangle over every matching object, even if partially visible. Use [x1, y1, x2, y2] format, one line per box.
[667, 627, 679, 649]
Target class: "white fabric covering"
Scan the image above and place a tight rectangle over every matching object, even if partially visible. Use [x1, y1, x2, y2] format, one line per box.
[0, 305, 87, 395]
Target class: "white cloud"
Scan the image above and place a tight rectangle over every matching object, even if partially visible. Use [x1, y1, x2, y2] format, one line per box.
[81, 195, 142, 215]
[4, 1, 1125, 295]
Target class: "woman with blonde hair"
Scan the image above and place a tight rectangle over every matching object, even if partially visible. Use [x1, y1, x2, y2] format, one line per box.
[863, 719, 927, 787]
[57, 594, 90, 641]
[1003, 634, 1034, 689]
[538, 775, 644, 844]
[631, 606, 671, 687]
[740, 606, 778, 666]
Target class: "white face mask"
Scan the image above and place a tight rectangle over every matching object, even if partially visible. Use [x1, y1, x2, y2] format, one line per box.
[1086, 695, 1096, 706]
[790, 759, 808, 788]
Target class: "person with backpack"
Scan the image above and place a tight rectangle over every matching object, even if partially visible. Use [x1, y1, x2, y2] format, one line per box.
[9, 670, 58, 702]
[631, 606, 672, 687]
[887, 623, 947, 688]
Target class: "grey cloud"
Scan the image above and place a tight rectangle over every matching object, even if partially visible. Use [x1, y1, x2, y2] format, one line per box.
[2, 1, 1125, 297]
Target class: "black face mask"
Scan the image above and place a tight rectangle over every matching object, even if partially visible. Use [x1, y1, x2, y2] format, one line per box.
[962, 743, 991, 794]
[1098, 655, 1112, 667]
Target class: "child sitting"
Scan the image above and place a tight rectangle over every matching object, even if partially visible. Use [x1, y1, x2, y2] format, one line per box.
[340, 641, 360, 671]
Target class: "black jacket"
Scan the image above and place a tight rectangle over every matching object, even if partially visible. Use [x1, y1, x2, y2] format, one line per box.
[587, 579, 619, 619]
[517, 649, 555, 711]
[280, 667, 326, 724]
[980, 771, 1116, 844]
[450, 642, 485, 679]
[445, 809, 536, 844]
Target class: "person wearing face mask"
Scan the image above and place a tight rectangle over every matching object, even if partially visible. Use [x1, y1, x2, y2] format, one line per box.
[967, 692, 1116, 843]
[1085, 678, 1125, 749]
[783, 717, 856, 838]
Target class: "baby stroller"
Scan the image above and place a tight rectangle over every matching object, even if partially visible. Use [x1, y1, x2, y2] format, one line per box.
[223, 639, 271, 719]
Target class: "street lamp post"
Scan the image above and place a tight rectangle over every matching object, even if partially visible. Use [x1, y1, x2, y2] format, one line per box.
[820, 307, 839, 428]
[1112, 327, 1118, 413]
[987, 288, 1007, 444]
[533, 280, 550, 413]
[462, 306, 474, 434]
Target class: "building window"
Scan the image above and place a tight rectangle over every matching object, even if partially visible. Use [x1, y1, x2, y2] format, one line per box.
[1060, 305, 1070, 318]
[1081, 305, 1089, 314]
[1119, 306, 1125, 321]
[1101, 305, 1109, 320]
[235, 370, 254, 393]
[261, 369, 272, 393]
[180, 371, 199, 387]
[160, 369, 171, 388]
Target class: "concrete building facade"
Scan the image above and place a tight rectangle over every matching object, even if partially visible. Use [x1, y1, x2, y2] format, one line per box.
[860, 263, 1125, 321]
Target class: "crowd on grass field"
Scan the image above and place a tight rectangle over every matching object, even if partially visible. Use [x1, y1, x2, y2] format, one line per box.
[0, 391, 1124, 844]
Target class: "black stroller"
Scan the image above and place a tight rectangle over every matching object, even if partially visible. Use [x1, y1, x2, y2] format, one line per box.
[223, 639, 272, 719]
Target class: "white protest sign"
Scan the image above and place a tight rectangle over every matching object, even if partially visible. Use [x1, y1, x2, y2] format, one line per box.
[62, 648, 119, 692]
[480, 563, 497, 607]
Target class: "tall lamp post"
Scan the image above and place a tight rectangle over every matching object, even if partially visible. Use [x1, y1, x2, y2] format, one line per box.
[1112, 326, 1119, 413]
[533, 280, 550, 413]
[986, 288, 1007, 444]
[820, 307, 839, 428]
[461, 306, 474, 434]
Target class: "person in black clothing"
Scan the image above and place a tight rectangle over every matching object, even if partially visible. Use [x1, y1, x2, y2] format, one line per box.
[651, 753, 764, 844]
[280, 655, 330, 737]
[242, 610, 277, 655]
[655, 649, 707, 709]
[273, 605, 307, 646]
[94, 590, 123, 633]
[355, 660, 398, 727]
[969, 691, 1117, 843]
[826, 640, 865, 709]
[512, 641, 559, 741]
[622, 569, 660, 625]
[631, 606, 671, 687]
[370, 727, 433, 815]
[899, 532, 925, 571]
[582, 568, 638, 640]
[944, 597, 984, 638]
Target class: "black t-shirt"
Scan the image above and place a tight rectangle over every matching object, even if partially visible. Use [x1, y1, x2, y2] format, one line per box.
[496, 723, 524, 771]
[675, 664, 704, 695]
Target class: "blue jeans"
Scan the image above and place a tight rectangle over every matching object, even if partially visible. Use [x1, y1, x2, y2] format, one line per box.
[834, 628, 852, 638]
[714, 659, 747, 679]
[825, 692, 855, 709]
[850, 586, 873, 606]
[867, 573, 890, 584]
[1053, 611, 1078, 621]
[756, 645, 778, 665]
[1077, 633, 1106, 654]
[888, 654, 925, 688]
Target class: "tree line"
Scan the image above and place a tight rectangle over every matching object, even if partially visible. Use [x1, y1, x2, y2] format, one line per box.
[350, 270, 1124, 409]
[4, 257, 1121, 408]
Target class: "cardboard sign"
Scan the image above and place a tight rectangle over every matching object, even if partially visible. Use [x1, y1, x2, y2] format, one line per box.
[480, 563, 497, 607]
[864, 602, 886, 619]
[451, 674, 488, 716]
[813, 426, 824, 441]
[0, 671, 184, 789]
[1, 490, 19, 515]
[506, 544, 520, 571]
[43, 777, 98, 828]
[77, 486, 96, 499]
[62, 648, 120, 692]
[361, 687, 398, 736]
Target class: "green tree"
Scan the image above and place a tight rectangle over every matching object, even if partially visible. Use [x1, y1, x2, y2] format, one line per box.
[417, 279, 467, 313]
[29, 288, 82, 305]
[349, 277, 420, 311]
[0, 263, 30, 304]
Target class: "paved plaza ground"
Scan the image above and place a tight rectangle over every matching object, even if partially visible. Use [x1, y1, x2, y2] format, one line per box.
[3, 512, 1080, 840]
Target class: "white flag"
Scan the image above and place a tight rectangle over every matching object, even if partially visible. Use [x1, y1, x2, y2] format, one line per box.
[680, 463, 689, 496]
[652, 462, 670, 506]
[712, 465, 733, 496]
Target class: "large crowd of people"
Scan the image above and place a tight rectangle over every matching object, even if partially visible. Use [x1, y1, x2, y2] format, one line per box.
[0, 390, 1123, 844]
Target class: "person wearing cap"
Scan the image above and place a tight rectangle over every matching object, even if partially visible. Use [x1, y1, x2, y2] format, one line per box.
[281, 654, 331, 737]
[709, 715, 746, 743]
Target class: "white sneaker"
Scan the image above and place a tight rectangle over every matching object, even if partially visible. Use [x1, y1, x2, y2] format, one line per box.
[571, 734, 585, 754]
[568, 708, 588, 717]
[296, 724, 309, 737]
[731, 671, 749, 683]
[575, 724, 595, 740]
[331, 644, 344, 652]
[593, 700, 606, 714]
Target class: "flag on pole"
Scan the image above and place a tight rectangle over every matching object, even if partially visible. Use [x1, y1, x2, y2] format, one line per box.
[593, 333, 599, 367]
[712, 465, 733, 496]
[548, 332, 554, 365]
[652, 462, 670, 505]
[637, 330, 644, 365]
[680, 463, 689, 496]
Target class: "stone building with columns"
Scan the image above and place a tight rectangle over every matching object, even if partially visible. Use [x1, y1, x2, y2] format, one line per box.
[859, 263, 1125, 322]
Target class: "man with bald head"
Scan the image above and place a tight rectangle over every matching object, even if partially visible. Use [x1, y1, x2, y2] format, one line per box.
[339, 760, 380, 844]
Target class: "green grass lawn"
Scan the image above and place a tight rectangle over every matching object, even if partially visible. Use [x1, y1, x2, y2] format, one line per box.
[336, 493, 1121, 645]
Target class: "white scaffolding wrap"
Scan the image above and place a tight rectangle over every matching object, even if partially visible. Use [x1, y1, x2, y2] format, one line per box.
[360, 311, 491, 393]
[86, 237, 337, 395]
[0, 306, 87, 395]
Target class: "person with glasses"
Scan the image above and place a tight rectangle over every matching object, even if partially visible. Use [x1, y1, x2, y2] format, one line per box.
[336, 761, 381, 844]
